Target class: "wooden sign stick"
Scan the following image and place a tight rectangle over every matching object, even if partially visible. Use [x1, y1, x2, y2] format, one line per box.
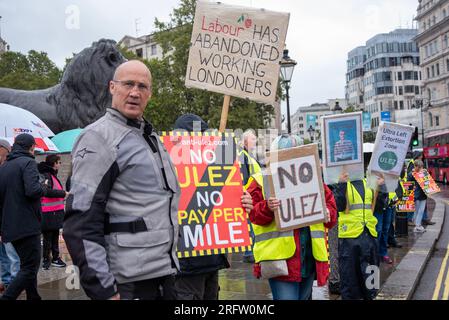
[219, 95, 231, 133]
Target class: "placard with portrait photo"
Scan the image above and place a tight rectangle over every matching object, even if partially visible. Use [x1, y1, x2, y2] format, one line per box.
[323, 113, 363, 168]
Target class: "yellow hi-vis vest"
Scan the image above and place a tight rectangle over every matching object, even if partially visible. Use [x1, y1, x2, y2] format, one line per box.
[403, 159, 415, 181]
[238, 148, 262, 190]
[249, 172, 329, 263]
[388, 191, 397, 205]
[338, 180, 378, 239]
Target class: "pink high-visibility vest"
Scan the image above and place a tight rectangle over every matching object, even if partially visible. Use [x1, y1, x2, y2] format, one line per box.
[41, 175, 65, 213]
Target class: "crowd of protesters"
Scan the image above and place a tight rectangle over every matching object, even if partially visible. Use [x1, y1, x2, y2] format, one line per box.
[0, 60, 435, 300]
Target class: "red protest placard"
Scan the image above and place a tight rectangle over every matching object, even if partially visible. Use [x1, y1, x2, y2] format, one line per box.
[412, 169, 441, 195]
[396, 181, 415, 212]
[161, 131, 251, 258]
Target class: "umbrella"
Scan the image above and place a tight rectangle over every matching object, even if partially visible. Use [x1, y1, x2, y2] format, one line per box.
[0, 103, 55, 138]
[0, 136, 60, 153]
[51, 128, 83, 153]
[0, 103, 59, 153]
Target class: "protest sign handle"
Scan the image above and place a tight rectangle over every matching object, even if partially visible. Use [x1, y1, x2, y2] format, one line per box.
[219, 95, 231, 133]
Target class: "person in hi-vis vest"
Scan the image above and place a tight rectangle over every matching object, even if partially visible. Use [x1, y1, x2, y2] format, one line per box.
[238, 129, 262, 264]
[247, 134, 337, 300]
[38, 154, 69, 270]
[333, 172, 385, 300]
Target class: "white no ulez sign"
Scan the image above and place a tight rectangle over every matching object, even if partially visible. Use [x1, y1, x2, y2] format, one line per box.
[268, 144, 327, 231]
[185, 1, 290, 105]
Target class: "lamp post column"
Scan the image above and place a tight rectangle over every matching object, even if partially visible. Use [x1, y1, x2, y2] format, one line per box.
[286, 83, 291, 134]
[420, 104, 425, 147]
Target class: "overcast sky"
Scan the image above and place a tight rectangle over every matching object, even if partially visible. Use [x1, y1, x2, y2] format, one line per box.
[0, 0, 418, 114]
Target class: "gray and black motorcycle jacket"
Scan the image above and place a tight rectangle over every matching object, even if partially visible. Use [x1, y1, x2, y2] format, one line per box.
[63, 108, 181, 300]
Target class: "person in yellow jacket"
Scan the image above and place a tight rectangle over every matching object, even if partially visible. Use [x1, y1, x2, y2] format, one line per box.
[333, 172, 385, 300]
[247, 134, 338, 300]
[238, 129, 262, 263]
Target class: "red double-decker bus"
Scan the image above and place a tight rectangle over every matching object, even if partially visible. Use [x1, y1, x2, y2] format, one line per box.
[424, 144, 449, 184]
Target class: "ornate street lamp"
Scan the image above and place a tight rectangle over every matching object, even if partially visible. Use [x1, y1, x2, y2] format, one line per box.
[307, 125, 315, 142]
[280, 49, 297, 134]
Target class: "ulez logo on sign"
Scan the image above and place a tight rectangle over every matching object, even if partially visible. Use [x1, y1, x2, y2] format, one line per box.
[378, 151, 398, 171]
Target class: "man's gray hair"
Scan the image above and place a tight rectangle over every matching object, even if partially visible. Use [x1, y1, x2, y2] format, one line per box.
[242, 129, 256, 141]
[414, 159, 424, 168]
[0, 139, 11, 152]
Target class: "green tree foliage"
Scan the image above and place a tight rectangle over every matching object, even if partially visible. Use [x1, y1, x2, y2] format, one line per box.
[363, 131, 376, 143]
[145, 0, 274, 131]
[343, 105, 357, 113]
[0, 50, 61, 90]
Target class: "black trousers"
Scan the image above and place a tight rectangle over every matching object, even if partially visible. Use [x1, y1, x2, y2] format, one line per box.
[338, 229, 379, 300]
[175, 271, 220, 300]
[388, 219, 397, 245]
[1, 234, 41, 300]
[117, 275, 176, 300]
[42, 230, 60, 261]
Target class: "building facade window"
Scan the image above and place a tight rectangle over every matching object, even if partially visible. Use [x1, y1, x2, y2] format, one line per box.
[151, 44, 157, 56]
[436, 116, 440, 126]
[404, 71, 413, 80]
[437, 63, 440, 76]
[405, 85, 415, 94]
[135, 48, 143, 58]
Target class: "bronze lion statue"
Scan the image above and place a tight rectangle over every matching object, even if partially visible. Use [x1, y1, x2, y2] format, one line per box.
[0, 39, 126, 133]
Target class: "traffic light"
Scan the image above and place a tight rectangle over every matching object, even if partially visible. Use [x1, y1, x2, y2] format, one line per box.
[412, 127, 419, 147]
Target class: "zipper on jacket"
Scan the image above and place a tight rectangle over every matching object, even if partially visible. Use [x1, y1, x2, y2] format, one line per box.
[167, 195, 177, 269]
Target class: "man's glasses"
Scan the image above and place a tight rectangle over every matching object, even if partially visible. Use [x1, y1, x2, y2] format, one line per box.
[113, 80, 151, 93]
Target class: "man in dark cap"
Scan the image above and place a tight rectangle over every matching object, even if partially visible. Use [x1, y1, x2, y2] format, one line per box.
[0, 133, 47, 300]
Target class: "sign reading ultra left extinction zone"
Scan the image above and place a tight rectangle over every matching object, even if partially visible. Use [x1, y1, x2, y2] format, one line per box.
[185, 1, 290, 105]
[161, 132, 251, 258]
[369, 122, 414, 176]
